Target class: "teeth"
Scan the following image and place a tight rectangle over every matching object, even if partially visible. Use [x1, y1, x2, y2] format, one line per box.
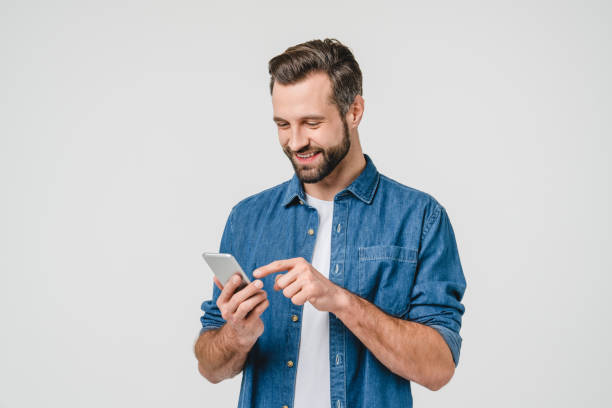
[297, 152, 315, 158]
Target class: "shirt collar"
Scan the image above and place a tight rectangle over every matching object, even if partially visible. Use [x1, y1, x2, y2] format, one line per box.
[282, 153, 380, 207]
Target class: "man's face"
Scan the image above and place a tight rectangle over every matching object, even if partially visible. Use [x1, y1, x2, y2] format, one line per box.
[272, 71, 351, 184]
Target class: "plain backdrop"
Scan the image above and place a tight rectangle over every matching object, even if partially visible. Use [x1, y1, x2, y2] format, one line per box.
[1, 1, 610, 407]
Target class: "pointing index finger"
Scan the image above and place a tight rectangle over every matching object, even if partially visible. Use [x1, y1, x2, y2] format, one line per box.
[253, 258, 300, 278]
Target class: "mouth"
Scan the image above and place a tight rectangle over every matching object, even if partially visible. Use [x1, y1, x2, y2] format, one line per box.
[294, 151, 321, 164]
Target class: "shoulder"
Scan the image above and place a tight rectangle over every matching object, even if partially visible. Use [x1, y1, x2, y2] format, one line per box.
[228, 179, 291, 218]
[378, 173, 442, 210]
[376, 173, 447, 235]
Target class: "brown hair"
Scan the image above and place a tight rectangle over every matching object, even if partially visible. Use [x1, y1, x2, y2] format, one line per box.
[268, 38, 363, 117]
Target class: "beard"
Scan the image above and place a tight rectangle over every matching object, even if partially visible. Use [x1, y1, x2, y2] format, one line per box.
[283, 118, 351, 184]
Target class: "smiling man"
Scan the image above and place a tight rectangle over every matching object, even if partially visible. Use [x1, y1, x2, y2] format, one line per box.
[194, 38, 467, 408]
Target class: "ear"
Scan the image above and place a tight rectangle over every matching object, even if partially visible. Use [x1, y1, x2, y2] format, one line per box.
[347, 94, 364, 128]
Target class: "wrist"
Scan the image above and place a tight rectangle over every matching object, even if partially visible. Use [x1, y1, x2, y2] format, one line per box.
[332, 286, 355, 320]
[221, 324, 255, 354]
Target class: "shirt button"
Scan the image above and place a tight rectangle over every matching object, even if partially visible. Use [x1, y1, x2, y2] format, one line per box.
[287, 360, 294, 368]
[291, 314, 299, 322]
[299, 200, 303, 205]
[308, 228, 314, 236]
[334, 264, 339, 275]
[336, 223, 341, 233]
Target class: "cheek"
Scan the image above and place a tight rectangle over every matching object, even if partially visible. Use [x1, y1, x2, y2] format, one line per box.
[312, 126, 342, 147]
[277, 130, 288, 146]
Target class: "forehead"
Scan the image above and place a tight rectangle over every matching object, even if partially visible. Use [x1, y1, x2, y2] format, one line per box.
[271, 71, 336, 119]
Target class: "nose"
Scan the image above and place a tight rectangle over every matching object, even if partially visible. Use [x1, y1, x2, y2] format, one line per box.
[288, 126, 309, 152]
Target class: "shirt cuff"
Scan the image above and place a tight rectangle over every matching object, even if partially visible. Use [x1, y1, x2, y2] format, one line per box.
[199, 325, 223, 336]
[429, 324, 462, 367]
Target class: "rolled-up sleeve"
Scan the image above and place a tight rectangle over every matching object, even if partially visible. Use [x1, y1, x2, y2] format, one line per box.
[408, 203, 467, 367]
[199, 208, 235, 335]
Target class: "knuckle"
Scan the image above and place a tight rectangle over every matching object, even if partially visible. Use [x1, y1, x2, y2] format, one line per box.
[257, 299, 269, 311]
[219, 305, 227, 317]
[234, 308, 244, 319]
[236, 302, 249, 315]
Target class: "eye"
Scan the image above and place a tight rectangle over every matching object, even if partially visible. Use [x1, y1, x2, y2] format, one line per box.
[276, 122, 289, 128]
[306, 122, 320, 127]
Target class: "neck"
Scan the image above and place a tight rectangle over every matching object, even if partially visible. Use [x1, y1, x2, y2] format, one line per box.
[303, 133, 366, 201]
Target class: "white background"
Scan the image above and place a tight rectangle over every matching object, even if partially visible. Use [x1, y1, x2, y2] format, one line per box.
[1, 1, 610, 407]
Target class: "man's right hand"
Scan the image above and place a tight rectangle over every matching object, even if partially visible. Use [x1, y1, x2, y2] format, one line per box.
[214, 274, 269, 352]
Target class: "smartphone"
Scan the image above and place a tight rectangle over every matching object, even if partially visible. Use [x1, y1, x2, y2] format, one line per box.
[202, 252, 251, 290]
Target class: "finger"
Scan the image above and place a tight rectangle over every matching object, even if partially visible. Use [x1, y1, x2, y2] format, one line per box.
[275, 268, 300, 291]
[291, 289, 310, 306]
[234, 291, 267, 320]
[213, 276, 223, 291]
[282, 279, 303, 299]
[253, 258, 302, 278]
[227, 279, 265, 314]
[217, 273, 243, 305]
[246, 297, 270, 321]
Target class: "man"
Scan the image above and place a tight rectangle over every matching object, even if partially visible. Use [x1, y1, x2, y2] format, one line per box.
[194, 38, 466, 408]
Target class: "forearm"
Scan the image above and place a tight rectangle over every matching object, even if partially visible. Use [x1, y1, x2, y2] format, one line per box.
[194, 324, 250, 384]
[334, 288, 455, 391]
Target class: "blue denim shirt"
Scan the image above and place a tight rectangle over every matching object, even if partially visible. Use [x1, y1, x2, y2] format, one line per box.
[200, 154, 466, 408]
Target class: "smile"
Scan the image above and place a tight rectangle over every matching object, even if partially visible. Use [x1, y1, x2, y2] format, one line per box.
[295, 151, 320, 163]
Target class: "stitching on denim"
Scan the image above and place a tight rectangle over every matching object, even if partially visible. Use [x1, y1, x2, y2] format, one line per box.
[359, 255, 417, 262]
[351, 172, 380, 204]
[422, 203, 442, 240]
[357, 246, 416, 317]
[358, 246, 417, 263]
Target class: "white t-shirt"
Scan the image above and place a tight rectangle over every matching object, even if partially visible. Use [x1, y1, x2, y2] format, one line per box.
[293, 193, 333, 408]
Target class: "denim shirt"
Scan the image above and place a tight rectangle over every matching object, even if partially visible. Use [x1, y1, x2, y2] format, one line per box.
[200, 154, 466, 408]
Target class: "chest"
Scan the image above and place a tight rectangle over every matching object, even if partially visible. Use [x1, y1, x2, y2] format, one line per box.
[236, 200, 423, 318]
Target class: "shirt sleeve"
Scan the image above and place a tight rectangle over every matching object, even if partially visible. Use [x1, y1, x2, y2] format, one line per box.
[199, 208, 235, 335]
[407, 203, 467, 367]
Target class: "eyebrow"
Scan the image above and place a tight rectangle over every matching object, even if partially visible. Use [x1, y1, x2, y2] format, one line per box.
[273, 115, 326, 122]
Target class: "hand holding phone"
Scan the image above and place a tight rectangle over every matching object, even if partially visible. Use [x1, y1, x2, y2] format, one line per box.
[201, 252, 269, 350]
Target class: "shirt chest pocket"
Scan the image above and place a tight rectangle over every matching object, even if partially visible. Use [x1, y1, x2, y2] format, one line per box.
[357, 245, 418, 317]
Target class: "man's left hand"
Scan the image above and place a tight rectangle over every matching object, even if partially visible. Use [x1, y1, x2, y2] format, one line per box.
[253, 257, 347, 313]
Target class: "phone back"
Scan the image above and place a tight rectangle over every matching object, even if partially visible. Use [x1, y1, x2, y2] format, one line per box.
[202, 252, 250, 287]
